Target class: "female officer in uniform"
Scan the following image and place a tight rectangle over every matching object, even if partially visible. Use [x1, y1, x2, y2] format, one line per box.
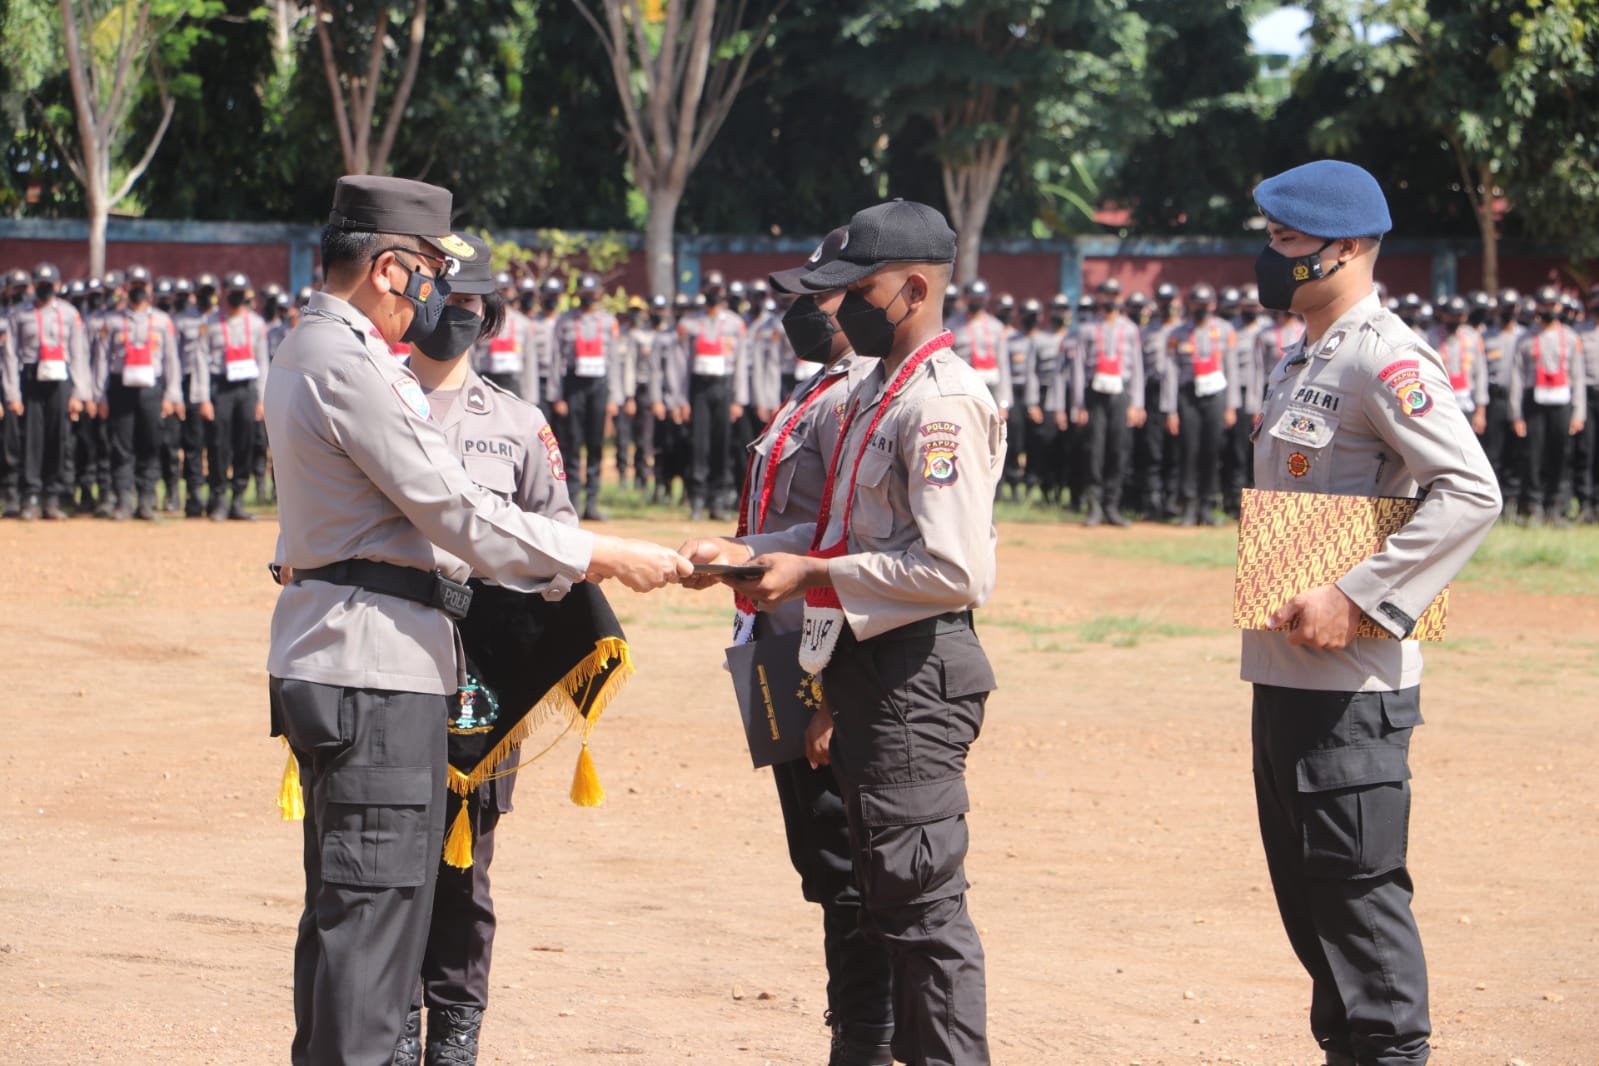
[391, 233, 578, 1066]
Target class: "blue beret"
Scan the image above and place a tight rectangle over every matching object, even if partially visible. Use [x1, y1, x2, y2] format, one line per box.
[1254, 160, 1392, 239]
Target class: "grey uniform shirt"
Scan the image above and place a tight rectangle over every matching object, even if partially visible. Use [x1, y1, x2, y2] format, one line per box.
[264, 292, 594, 695]
[1024, 327, 1071, 412]
[679, 308, 748, 383]
[5, 298, 93, 404]
[1480, 322, 1520, 390]
[1162, 316, 1238, 413]
[741, 335, 1007, 639]
[951, 312, 1010, 410]
[1241, 291, 1500, 693]
[1426, 324, 1489, 413]
[1233, 314, 1271, 414]
[193, 309, 270, 405]
[527, 311, 559, 404]
[92, 307, 183, 406]
[1070, 316, 1145, 413]
[471, 308, 534, 383]
[1249, 318, 1304, 416]
[0, 315, 9, 405]
[742, 311, 788, 411]
[551, 307, 623, 406]
[1508, 322, 1588, 420]
[739, 351, 877, 634]
[427, 367, 579, 586]
[1579, 320, 1599, 387]
[1141, 316, 1181, 388]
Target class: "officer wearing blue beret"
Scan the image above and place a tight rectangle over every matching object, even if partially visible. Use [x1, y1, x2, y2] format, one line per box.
[1245, 160, 1501, 1066]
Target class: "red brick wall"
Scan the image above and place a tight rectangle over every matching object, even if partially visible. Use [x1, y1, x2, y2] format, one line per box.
[3, 238, 294, 289]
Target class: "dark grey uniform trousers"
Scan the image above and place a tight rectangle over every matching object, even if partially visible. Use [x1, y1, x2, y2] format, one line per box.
[1252, 684, 1430, 1066]
[270, 677, 448, 1066]
[823, 615, 994, 1066]
[416, 762, 516, 1012]
[1083, 388, 1130, 510]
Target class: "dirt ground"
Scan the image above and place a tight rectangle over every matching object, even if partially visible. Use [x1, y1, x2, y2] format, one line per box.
[2, 513, 1596, 1066]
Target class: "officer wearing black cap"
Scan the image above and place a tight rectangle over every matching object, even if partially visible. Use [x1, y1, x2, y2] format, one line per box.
[471, 271, 535, 402]
[1480, 288, 1524, 507]
[1069, 278, 1144, 525]
[549, 272, 620, 521]
[193, 271, 268, 520]
[1426, 295, 1488, 437]
[76, 270, 119, 515]
[1248, 159, 1500, 1066]
[951, 278, 1009, 422]
[684, 199, 1001, 1066]
[268, 175, 687, 1066]
[655, 292, 693, 502]
[172, 273, 213, 515]
[1510, 284, 1586, 525]
[1161, 282, 1238, 525]
[527, 275, 564, 416]
[678, 269, 748, 520]
[618, 294, 667, 492]
[1023, 293, 1072, 503]
[4, 263, 92, 520]
[90, 264, 181, 519]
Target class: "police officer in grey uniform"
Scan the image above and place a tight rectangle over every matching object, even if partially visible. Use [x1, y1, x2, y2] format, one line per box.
[266, 176, 687, 1066]
[1509, 285, 1587, 525]
[1480, 290, 1522, 507]
[1070, 279, 1145, 526]
[679, 271, 748, 520]
[91, 265, 182, 520]
[685, 201, 1003, 1066]
[194, 272, 269, 520]
[1024, 294, 1072, 503]
[0, 271, 20, 516]
[1163, 283, 1239, 525]
[4, 263, 92, 520]
[654, 293, 693, 502]
[1134, 282, 1183, 518]
[550, 272, 620, 521]
[471, 271, 535, 401]
[391, 233, 576, 1066]
[1247, 160, 1500, 1066]
[1574, 285, 1599, 523]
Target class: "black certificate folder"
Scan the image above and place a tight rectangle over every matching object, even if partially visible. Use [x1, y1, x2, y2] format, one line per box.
[726, 631, 822, 769]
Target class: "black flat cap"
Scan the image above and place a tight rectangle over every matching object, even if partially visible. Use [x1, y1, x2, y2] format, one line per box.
[328, 175, 476, 262]
[770, 226, 849, 294]
[797, 200, 956, 291]
[447, 233, 496, 295]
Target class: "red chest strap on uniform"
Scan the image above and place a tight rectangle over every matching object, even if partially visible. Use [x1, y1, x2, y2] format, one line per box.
[124, 313, 153, 367]
[729, 367, 849, 644]
[798, 332, 951, 673]
[1534, 330, 1570, 389]
[1093, 323, 1118, 376]
[1193, 324, 1223, 376]
[36, 306, 66, 362]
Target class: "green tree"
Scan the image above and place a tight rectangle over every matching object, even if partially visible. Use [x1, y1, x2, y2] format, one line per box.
[1301, 0, 1599, 289]
[837, 0, 1135, 283]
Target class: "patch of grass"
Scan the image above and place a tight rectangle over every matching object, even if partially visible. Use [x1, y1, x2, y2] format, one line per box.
[1057, 529, 1240, 571]
[1454, 523, 1599, 597]
[1075, 613, 1210, 647]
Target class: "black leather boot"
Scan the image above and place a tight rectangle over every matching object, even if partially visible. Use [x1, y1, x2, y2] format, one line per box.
[828, 1024, 893, 1066]
[392, 1008, 421, 1066]
[1084, 495, 1104, 527]
[424, 1006, 483, 1066]
[1178, 498, 1198, 527]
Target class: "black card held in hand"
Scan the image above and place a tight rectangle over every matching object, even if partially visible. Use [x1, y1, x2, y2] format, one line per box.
[726, 631, 824, 769]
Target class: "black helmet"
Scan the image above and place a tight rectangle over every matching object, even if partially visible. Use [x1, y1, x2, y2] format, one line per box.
[1095, 278, 1122, 297]
[727, 279, 747, 298]
[297, 286, 314, 306]
[494, 270, 514, 290]
[1126, 290, 1150, 309]
[225, 271, 251, 293]
[995, 292, 1015, 313]
[1240, 284, 1261, 307]
[126, 264, 152, 286]
[195, 272, 219, 293]
[1497, 287, 1520, 308]
[541, 275, 564, 295]
[1155, 282, 1179, 302]
[963, 278, 990, 299]
[276, 292, 293, 310]
[33, 262, 61, 284]
[750, 279, 769, 298]
[518, 276, 538, 294]
[1077, 293, 1096, 311]
[103, 269, 127, 289]
[1442, 294, 1468, 317]
[1022, 297, 1043, 315]
[650, 293, 669, 311]
[261, 281, 285, 301]
[154, 276, 175, 297]
[67, 278, 87, 297]
[1534, 284, 1561, 306]
[701, 269, 727, 294]
[1219, 285, 1242, 308]
[576, 272, 601, 294]
[944, 283, 959, 303]
[1188, 283, 1217, 304]
[1399, 292, 1423, 311]
[673, 293, 692, 313]
[1467, 290, 1491, 310]
[1049, 293, 1072, 312]
[5, 267, 30, 290]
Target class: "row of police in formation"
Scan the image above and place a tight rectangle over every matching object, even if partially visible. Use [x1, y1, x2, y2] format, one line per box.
[4, 261, 1594, 527]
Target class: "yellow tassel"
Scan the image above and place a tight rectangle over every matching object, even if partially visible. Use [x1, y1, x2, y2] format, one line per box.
[277, 740, 304, 822]
[443, 799, 475, 869]
[570, 741, 605, 807]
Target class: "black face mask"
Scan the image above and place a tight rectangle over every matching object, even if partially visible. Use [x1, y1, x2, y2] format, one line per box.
[577, 294, 596, 310]
[395, 263, 450, 344]
[36, 283, 55, 302]
[173, 294, 191, 313]
[1255, 239, 1340, 312]
[835, 281, 911, 360]
[649, 312, 665, 328]
[413, 304, 484, 362]
[128, 287, 148, 306]
[1190, 306, 1210, 322]
[540, 295, 559, 311]
[226, 291, 248, 310]
[1537, 310, 1558, 324]
[517, 295, 536, 314]
[781, 294, 839, 363]
[1049, 313, 1068, 329]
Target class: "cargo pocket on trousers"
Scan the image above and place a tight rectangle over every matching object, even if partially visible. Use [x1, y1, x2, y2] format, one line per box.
[1297, 744, 1412, 880]
[857, 776, 970, 906]
[321, 765, 434, 888]
[939, 639, 995, 747]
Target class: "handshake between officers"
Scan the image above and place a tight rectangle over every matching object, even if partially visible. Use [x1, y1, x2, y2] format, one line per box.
[264, 174, 689, 1066]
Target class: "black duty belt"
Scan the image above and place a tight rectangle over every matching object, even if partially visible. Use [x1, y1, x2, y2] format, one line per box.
[286, 559, 473, 620]
[856, 610, 975, 645]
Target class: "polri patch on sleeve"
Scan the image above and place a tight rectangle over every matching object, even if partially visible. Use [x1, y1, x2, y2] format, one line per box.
[1378, 358, 1432, 416]
[393, 377, 431, 420]
[538, 423, 566, 481]
[921, 439, 959, 486]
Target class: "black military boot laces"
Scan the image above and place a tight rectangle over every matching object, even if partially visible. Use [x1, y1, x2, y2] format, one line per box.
[391, 1008, 421, 1066]
[425, 1006, 483, 1066]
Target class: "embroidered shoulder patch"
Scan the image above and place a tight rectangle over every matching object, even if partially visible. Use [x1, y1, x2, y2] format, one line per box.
[920, 420, 961, 437]
[921, 439, 959, 487]
[538, 423, 566, 481]
[393, 377, 430, 420]
[1378, 358, 1432, 416]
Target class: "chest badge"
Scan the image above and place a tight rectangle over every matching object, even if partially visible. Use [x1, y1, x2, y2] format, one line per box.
[921, 439, 959, 487]
[1286, 451, 1311, 478]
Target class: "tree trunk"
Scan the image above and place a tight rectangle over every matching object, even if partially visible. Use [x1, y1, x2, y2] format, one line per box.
[950, 196, 988, 287]
[86, 160, 110, 278]
[1477, 162, 1498, 295]
[645, 182, 683, 298]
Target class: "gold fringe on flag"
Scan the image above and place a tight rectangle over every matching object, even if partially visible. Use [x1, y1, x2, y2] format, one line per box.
[278, 737, 305, 822]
